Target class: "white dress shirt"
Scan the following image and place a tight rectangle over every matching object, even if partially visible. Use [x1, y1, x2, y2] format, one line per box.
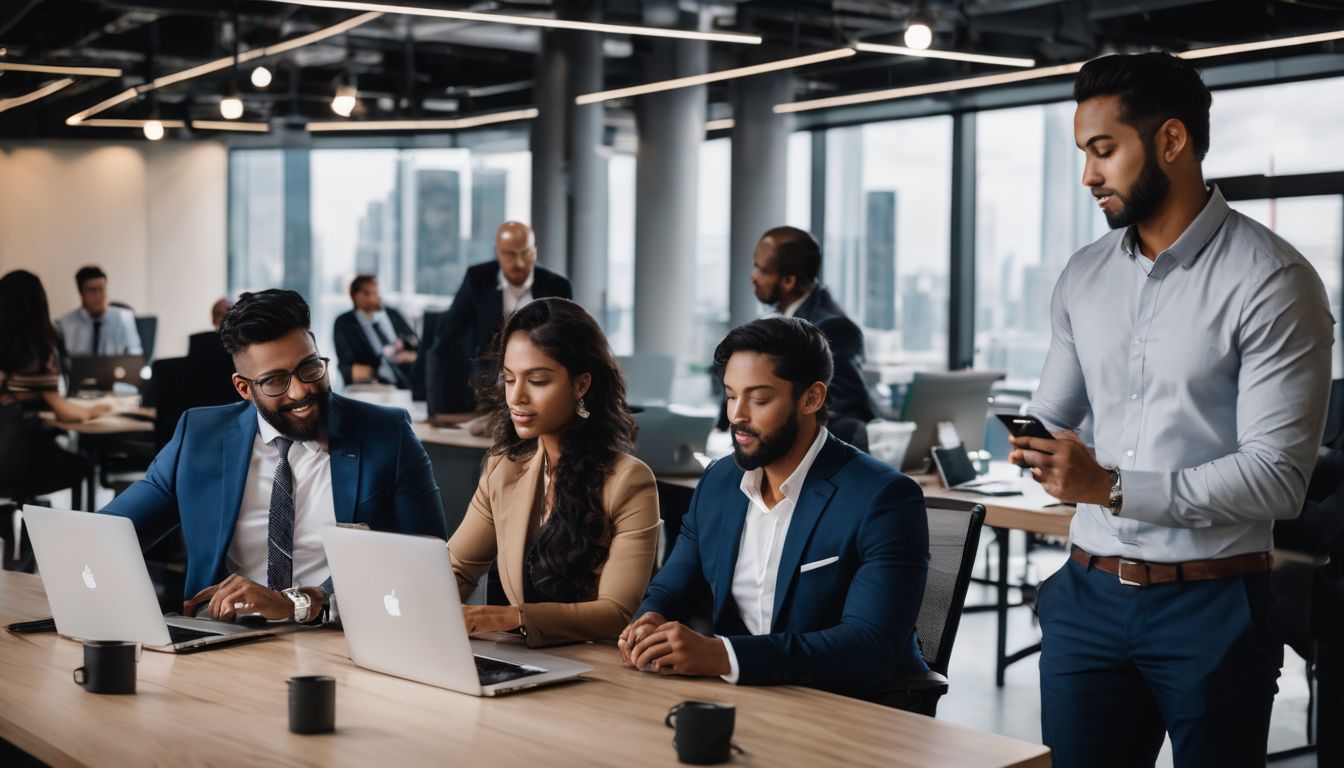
[720, 426, 830, 683]
[498, 269, 536, 316]
[780, 288, 813, 319]
[226, 413, 337, 590]
[56, 306, 143, 356]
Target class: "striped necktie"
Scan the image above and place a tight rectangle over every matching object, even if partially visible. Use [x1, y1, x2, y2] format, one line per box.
[266, 437, 296, 591]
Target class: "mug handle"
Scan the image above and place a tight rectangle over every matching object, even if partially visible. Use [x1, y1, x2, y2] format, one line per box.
[664, 704, 683, 729]
[73, 667, 86, 686]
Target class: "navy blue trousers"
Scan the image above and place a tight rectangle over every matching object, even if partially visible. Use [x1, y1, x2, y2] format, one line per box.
[1038, 557, 1283, 767]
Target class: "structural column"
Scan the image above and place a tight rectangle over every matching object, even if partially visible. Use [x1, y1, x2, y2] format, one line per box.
[633, 23, 706, 361]
[530, 25, 569, 275]
[727, 71, 794, 329]
[561, 0, 607, 316]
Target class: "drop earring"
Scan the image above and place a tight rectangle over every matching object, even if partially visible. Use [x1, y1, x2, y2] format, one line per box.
[576, 397, 590, 419]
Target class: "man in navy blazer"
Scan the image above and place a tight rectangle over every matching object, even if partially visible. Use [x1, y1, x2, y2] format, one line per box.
[103, 289, 447, 624]
[620, 318, 929, 698]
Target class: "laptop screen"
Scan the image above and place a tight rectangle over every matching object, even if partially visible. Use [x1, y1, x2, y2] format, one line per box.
[932, 444, 978, 487]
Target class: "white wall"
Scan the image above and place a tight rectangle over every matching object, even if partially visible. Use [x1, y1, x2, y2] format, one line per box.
[0, 140, 228, 360]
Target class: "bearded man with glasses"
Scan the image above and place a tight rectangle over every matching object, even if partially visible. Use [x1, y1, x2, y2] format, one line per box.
[102, 289, 447, 625]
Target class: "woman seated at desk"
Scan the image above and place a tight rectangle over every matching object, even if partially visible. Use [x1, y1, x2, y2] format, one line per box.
[448, 298, 659, 647]
[0, 270, 109, 505]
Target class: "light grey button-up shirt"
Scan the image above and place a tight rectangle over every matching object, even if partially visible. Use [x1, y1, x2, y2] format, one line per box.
[1027, 187, 1334, 561]
[56, 306, 143, 357]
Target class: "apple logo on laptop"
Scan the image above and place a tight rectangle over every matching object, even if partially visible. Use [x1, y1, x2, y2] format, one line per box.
[383, 589, 401, 617]
[82, 565, 97, 590]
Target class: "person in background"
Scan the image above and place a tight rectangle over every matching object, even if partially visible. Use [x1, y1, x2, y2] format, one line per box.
[332, 274, 417, 389]
[0, 270, 108, 509]
[448, 298, 659, 647]
[427, 222, 572, 419]
[1013, 52, 1333, 766]
[720, 227, 876, 450]
[102, 289, 447, 624]
[620, 318, 929, 703]
[55, 265, 142, 357]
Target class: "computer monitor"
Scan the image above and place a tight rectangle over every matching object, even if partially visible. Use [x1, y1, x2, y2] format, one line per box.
[898, 370, 1004, 472]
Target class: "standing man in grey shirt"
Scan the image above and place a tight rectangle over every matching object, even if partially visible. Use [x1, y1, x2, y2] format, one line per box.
[1010, 53, 1333, 767]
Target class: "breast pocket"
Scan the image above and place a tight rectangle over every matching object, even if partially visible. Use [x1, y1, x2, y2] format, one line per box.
[799, 555, 839, 573]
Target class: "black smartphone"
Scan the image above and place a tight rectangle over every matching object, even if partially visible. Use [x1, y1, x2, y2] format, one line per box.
[996, 413, 1055, 440]
[5, 616, 57, 634]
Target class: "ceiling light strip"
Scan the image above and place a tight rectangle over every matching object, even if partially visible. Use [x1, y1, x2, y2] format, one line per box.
[0, 62, 122, 77]
[65, 12, 381, 126]
[257, 0, 760, 44]
[705, 118, 735, 131]
[305, 107, 539, 132]
[780, 28, 1344, 114]
[576, 48, 855, 105]
[191, 120, 270, 132]
[775, 61, 1084, 113]
[853, 42, 1035, 68]
[77, 118, 188, 128]
[1176, 28, 1344, 60]
[0, 78, 75, 114]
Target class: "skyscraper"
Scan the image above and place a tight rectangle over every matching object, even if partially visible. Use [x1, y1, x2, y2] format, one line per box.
[863, 190, 897, 331]
[414, 169, 462, 296]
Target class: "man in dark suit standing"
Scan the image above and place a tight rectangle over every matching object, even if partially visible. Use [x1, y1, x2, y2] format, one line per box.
[426, 221, 573, 417]
[333, 275, 418, 389]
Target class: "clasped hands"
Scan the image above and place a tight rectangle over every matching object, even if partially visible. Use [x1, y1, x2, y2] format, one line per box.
[617, 612, 730, 678]
[1007, 430, 1111, 507]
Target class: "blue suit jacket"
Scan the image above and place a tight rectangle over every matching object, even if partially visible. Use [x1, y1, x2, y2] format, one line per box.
[101, 394, 448, 598]
[638, 434, 929, 695]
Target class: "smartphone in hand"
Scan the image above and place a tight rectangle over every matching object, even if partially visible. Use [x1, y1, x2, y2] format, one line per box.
[996, 413, 1055, 440]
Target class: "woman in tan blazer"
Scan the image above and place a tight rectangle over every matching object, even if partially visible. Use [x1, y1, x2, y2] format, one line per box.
[448, 298, 660, 647]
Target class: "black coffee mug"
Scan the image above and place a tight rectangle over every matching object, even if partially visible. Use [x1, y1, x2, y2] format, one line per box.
[73, 640, 139, 695]
[288, 675, 336, 734]
[665, 700, 736, 765]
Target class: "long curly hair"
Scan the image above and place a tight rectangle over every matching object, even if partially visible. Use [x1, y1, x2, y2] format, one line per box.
[0, 270, 59, 375]
[476, 298, 638, 602]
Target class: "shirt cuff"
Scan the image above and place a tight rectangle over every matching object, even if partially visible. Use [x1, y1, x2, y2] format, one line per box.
[1115, 468, 1174, 526]
[718, 636, 740, 684]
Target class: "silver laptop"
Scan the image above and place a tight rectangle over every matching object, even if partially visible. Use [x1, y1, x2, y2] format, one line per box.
[321, 526, 592, 696]
[22, 506, 278, 653]
[633, 405, 715, 476]
[930, 445, 1023, 497]
[68, 354, 145, 393]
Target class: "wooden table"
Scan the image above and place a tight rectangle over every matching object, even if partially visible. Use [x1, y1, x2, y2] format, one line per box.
[0, 571, 1049, 768]
[42, 398, 155, 509]
[914, 468, 1075, 686]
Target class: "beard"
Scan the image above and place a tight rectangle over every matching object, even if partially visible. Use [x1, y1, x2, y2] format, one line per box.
[754, 280, 782, 307]
[254, 385, 331, 442]
[731, 409, 800, 471]
[1101, 141, 1170, 230]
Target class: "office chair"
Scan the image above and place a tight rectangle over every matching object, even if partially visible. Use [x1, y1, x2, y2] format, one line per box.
[875, 500, 986, 717]
[412, 310, 443, 403]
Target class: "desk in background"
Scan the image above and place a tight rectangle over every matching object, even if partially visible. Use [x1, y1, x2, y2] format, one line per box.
[42, 397, 154, 509]
[0, 571, 1050, 768]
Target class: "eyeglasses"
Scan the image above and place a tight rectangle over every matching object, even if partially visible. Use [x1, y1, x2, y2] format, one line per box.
[237, 357, 329, 398]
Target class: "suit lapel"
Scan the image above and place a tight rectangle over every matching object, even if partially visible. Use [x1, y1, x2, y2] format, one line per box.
[497, 450, 544, 605]
[326, 395, 360, 524]
[713, 489, 750, 625]
[217, 404, 258, 576]
[770, 436, 846, 628]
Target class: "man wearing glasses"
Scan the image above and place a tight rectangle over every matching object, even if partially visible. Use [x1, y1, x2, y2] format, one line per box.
[102, 289, 448, 625]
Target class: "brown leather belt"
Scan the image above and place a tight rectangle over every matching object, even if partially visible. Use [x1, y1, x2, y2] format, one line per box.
[1070, 546, 1272, 587]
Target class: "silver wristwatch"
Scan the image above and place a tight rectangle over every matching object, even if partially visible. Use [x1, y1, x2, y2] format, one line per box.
[282, 587, 312, 623]
[1107, 468, 1123, 516]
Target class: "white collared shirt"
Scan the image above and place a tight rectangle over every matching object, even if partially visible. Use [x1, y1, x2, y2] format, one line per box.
[720, 426, 830, 683]
[227, 413, 337, 590]
[498, 268, 536, 316]
[56, 306, 143, 356]
[780, 288, 814, 319]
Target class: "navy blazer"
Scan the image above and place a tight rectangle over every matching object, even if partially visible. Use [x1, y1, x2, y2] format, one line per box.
[792, 286, 878, 424]
[332, 307, 417, 388]
[101, 394, 448, 598]
[638, 434, 929, 695]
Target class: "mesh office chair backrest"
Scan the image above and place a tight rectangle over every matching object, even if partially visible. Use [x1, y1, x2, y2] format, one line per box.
[915, 500, 986, 676]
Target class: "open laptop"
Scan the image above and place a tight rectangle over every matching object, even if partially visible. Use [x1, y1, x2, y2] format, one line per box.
[633, 405, 716, 476]
[68, 354, 145, 393]
[22, 506, 278, 653]
[321, 526, 592, 696]
[931, 444, 1024, 497]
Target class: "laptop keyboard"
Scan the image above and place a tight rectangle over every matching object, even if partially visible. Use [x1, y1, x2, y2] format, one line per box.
[167, 625, 224, 645]
[474, 655, 546, 686]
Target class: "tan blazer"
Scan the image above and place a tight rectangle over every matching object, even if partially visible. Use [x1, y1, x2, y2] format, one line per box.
[448, 449, 660, 647]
